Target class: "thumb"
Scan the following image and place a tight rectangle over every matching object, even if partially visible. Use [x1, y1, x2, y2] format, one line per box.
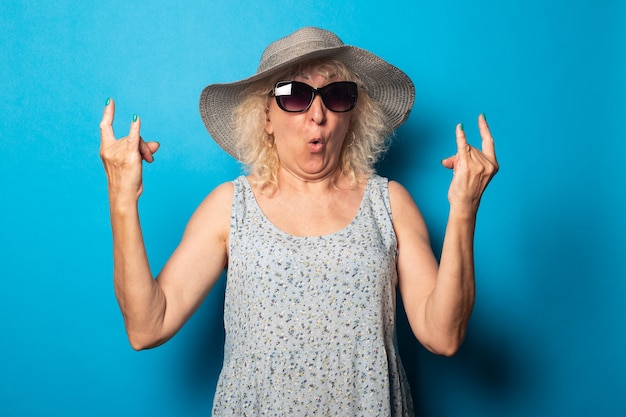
[441, 155, 456, 170]
[146, 141, 160, 154]
[139, 140, 160, 163]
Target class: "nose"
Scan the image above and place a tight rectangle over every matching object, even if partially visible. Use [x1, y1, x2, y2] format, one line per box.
[308, 94, 326, 125]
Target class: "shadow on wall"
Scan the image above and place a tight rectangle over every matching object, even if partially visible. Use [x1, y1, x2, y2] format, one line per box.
[396, 300, 528, 417]
[377, 122, 436, 185]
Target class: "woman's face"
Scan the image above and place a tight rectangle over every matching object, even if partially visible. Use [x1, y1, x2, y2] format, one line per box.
[265, 68, 353, 182]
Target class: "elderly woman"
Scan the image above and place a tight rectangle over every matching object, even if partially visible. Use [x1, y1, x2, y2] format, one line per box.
[100, 27, 498, 416]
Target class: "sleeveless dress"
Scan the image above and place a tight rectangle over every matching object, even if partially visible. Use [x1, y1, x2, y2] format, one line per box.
[212, 175, 414, 416]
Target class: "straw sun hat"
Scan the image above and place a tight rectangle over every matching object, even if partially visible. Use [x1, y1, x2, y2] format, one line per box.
[199, 27, 415, 160]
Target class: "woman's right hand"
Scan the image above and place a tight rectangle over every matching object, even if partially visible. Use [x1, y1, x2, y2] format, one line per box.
[99, 98, 160, 202]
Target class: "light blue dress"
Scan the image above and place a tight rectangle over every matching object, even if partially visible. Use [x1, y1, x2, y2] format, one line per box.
[212, 175, 414, 416]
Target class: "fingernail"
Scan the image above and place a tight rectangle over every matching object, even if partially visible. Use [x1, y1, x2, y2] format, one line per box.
[482, 113, 487, 122]
[105, 97, 110, 106]
[132, 114, 138, 123]
[459, 123, 464, 131]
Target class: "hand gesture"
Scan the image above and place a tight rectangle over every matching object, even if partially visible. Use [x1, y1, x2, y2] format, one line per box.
[441, 114, 499, 211]
[99, 99, 160, 202]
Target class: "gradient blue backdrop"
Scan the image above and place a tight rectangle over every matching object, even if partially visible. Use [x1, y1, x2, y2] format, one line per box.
[1, 1, 624, 416]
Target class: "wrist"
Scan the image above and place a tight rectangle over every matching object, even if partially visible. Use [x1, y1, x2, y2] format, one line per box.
[448, 202, 479, 222]
[108, 191, 140, 214]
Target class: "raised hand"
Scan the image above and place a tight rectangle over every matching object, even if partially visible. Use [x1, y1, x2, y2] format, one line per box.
[441, 114, 499, 211]
[99, 98, 160, 202]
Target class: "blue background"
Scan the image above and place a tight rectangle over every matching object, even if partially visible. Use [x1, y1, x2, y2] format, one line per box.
[1, 1, 624, 416]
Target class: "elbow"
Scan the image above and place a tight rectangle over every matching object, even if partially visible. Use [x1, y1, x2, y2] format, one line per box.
[431, 341, 462, 357]
[121, 313, 168, 351]
[129, 338, 150, 351]
[418, 313, 471, 357]
[128, 336, 152, 351]
[423, 332, 466, 357]
[127, 331, 163, 351]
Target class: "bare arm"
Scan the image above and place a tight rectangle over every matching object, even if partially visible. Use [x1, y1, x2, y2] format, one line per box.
[99, 99, 229, 350]
[393, 114, 498, 356]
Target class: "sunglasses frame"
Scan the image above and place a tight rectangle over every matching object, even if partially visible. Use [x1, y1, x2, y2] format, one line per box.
[272, 80, 358, 113]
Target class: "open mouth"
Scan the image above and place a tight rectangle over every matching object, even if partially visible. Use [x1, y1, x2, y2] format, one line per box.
[308, 138, 325, 152]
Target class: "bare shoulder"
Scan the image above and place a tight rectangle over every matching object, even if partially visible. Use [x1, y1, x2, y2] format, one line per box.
[388, 180, 419, 216]
[387, 180, 429, 240]
[186, 181, 234, 238]
[203, 181, 235, 207]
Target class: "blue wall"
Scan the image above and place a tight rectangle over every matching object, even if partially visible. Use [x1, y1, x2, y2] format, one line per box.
[1, 1, 624, 416]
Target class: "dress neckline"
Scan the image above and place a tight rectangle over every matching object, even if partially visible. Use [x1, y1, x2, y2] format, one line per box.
[239, 175, 374, 239]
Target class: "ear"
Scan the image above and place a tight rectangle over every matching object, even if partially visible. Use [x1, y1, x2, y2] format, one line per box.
[265, 116, 274, 135]
[264, 101, 274, 135]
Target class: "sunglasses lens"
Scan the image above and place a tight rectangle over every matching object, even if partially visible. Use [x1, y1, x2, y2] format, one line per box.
[323, 82, 357, 112]
[274, 81, 357, 112]
[276, 82, 313, 112]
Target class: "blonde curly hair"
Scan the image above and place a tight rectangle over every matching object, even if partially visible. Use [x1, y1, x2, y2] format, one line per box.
[232, 59, 390, 194]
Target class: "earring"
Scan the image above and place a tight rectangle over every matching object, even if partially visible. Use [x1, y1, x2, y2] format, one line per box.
[347, 131, 356, 147]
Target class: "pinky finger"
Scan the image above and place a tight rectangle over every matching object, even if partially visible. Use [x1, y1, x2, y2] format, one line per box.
[456, 123, 470, 154]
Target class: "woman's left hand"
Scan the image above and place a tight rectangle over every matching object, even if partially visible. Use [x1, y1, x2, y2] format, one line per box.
[441, 114, 499, 212]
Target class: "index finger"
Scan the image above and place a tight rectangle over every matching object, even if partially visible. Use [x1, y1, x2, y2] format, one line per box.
[478, 113, 496, 160]
[99, 97, 116, 144]
[456, 122, 470, 154]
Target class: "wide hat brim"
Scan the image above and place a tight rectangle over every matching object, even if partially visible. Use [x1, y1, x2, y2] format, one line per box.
[199, 27, 415, 160]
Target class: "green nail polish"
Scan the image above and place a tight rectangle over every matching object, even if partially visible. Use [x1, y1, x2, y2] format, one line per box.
[132, 114, 138, 122]
[459, 123, 464, 131]
[482, 113, 487, 122]
[105, 97, 110, 106]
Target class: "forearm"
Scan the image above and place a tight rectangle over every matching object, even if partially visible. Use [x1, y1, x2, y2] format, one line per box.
[425, 206, 477, 354]
[109, 198, 166, 350]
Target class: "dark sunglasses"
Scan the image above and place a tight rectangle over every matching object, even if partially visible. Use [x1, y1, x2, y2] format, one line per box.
[272, 81, 358, 113]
